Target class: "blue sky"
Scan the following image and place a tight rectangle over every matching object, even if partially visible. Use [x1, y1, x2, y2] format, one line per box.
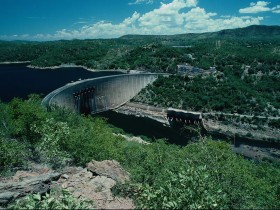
[0, 0, 279, 40]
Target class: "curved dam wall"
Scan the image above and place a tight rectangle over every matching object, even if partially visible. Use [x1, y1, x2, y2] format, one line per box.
[42, 73, 163, 114]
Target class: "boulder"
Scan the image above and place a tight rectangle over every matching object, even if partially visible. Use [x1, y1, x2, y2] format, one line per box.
[0, 172, 61, 205]
[86, 160, 130, 183]
[89, 176, 116, 191]
[56, 164, 134, 209]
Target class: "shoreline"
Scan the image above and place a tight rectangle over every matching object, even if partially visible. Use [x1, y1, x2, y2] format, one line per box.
[27, 63, 97, 72]
[27, 63, 144, 74]
[1, 61, 147, 74]
[0, 61, 31, 64]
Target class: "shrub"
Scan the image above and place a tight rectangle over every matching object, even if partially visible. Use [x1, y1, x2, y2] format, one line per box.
[31, 118, 71, 168]
[269, 119, 280, 129]
[0, 102, 13, 138]
[8, 95, 48, 143]
[63, 117, 126, 165]
[0, 137, 28, 173]
[119, 139, 280, 209]
[134, 166, 226, 209]
[8, 189, 94, 209]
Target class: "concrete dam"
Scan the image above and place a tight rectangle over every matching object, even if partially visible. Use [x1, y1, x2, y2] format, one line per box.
[42, 73, 163, 114]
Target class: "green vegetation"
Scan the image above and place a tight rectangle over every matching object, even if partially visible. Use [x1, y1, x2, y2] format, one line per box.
[0, 137, 28, 172]
[1, 25, 279, 73]
[269, 119, 280, 129]
[8, 189, 94, 209]
[0, 96, 280, 209]
[0, 40, 185, 72]
[129, 140, 280, 209]
[133, 74, 280, 116]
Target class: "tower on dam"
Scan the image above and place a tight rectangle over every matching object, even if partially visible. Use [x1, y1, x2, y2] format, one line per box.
[42, 73, 165, 114]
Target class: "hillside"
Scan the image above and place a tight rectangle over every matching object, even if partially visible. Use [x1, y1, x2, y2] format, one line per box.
[1, 25, 280, 69]
[0, 96, 280, 209]
[120, 25, 280, 41]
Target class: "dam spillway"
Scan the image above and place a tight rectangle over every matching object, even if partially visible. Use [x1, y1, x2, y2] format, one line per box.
[42, 73, 164, 114]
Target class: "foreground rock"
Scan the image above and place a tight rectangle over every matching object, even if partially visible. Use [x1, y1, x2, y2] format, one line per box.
[86, 160, 130, 183]
[56, 160, 134, 209]
[0, 160, 134, 209]
[0, 172, 60, 205]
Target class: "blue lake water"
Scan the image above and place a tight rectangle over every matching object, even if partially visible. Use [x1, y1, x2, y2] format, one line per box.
[0, 63, 122, 102]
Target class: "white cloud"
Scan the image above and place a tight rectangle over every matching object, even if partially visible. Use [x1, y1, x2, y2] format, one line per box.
[129, 0, 154, 5]
[220, 15, 231, 18]
[2, 0, 266, 40]
[183, 7, 262, 33]
[239, 1, 280, 14]
[239, 1, 271, 14]
[72, 21, 88, 26]
[138, 0, 197, 29]
[123, 12, 141, 25]
[272, 5, 280, 13]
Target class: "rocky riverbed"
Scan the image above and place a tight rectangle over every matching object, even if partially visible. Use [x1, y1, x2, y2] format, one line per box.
[114, 102, 280, 163]
[116, 103, 280, 142]
[114, 102, 169, 125]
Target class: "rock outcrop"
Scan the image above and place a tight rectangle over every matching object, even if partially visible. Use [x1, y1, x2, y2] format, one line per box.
[56, 160, 134, 209]
[0, 160, 134, 209]
[0, 172, 60, 205]
[86, 160, 130, 183]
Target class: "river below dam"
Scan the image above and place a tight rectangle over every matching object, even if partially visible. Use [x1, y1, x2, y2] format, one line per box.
[0, 63, 279, 163]
[97, 110, 280, 163]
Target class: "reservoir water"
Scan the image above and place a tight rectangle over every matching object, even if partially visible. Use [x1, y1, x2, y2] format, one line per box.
[0, 63, 122, 102]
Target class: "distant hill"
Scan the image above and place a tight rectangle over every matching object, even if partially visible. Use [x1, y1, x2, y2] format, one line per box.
[214, 25, 280, 38]
[120, 25, 280, 41]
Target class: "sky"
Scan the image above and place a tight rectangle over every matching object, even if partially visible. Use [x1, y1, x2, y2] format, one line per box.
[0, 0, 279, 41]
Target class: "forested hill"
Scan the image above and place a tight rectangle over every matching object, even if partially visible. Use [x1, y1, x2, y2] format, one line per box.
[120, 25, 280, 41]
[215, 25, 280, 39]
[0, 25, 279, 72]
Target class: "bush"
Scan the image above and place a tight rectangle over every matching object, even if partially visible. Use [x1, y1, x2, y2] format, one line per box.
[118, 139, 280, 209]
[0, 137, 28, 173]
[269, 119, 280, 129]
[8, 189, 94, 209]
[0, 102, 13, 138]
[31, 118, 71, 168]
[8, 95, 48, 143]
[134, 166, 226, 209]
[66, 116, 129, 165]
